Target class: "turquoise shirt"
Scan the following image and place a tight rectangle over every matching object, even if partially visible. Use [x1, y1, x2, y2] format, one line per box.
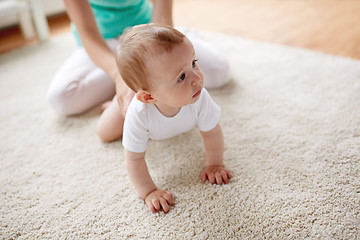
[72, 0, 153, 45]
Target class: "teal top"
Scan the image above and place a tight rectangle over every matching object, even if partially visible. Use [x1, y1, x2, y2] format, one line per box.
[72, 0, 153, 45]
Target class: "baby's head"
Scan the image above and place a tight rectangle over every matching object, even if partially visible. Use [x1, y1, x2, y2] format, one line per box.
[117, 24, 186, 92]
[117, 24, 204, 109]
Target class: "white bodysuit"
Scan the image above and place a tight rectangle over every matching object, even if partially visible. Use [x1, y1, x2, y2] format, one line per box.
[122, 89, 221, 153]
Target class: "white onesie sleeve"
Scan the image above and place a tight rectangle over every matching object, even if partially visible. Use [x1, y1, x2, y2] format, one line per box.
[122, 97, 150, 153]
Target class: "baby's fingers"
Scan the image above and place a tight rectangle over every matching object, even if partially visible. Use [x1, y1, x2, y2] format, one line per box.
[226, 170, 232, 179]
[200, 170, 207, 182]
[151, 199, 161, 212]
[215, 172, 223, 185]
[221, 171, 229, 184]
[159, 198, 170, 213]
[208, 173, 216, 184]
[146, 200, 157, 213]
[163, 191, 174, 206]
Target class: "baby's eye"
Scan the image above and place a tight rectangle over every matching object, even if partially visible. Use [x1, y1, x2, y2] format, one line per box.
[192, 59, 198, 68]
[177, 73, 186, 82]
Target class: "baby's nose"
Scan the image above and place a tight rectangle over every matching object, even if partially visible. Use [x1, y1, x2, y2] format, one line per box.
[191, 73, 201, 86]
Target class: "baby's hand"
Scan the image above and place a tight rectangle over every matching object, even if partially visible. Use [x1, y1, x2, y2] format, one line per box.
[200, 165, 232, 185]
[144, 189, 174, 214]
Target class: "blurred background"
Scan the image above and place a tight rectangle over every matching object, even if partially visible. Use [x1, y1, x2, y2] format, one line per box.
[0, 0, 359, 59]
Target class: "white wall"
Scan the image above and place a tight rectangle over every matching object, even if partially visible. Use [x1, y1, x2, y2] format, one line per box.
[0, 0, 66, 29]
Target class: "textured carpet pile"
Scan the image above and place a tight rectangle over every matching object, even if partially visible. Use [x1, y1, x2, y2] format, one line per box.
[0, 31, 359, 239]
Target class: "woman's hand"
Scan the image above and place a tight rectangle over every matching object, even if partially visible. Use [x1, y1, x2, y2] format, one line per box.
[113, 72, 135, 116]
[145, 189, 174, 214]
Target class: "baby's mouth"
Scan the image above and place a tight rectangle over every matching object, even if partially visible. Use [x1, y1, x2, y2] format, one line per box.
[192, 88, 202, 98]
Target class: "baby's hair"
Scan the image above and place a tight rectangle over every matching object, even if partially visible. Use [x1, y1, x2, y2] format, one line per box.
[116, 23, 185, 92]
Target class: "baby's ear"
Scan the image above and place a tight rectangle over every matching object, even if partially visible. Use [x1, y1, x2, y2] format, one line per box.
[136, 90, 157, 104]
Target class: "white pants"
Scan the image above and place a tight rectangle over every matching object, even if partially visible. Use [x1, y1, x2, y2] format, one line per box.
[47, 30, 230, 115]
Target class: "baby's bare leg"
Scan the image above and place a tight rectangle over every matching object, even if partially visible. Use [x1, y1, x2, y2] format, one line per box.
[96, 97, 124, 142]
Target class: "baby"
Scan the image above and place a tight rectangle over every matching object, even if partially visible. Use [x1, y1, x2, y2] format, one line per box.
[117, 24, 232, 214]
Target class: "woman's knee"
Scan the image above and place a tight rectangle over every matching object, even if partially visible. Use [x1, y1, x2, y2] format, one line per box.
[186, 31, 231, 89]
[203, 54, 231, 89]
[47, 81, 82, 116]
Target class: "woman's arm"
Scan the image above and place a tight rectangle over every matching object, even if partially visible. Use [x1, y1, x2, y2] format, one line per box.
[63, 0, 119, 81]
[152, 0, 173, 26]
[65, 0, 174, 77]
[63, 0, 131, 110]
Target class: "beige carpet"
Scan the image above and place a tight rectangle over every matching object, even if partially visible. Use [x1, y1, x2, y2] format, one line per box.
[1, 31, 359, 239]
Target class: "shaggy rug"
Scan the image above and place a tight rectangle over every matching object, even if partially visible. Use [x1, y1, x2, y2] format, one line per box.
[0, 31, 359, 239]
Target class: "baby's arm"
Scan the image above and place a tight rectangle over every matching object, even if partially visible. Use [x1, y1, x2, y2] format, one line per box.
[200, 123, 232, 184]
[125, 149, 174, 213]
